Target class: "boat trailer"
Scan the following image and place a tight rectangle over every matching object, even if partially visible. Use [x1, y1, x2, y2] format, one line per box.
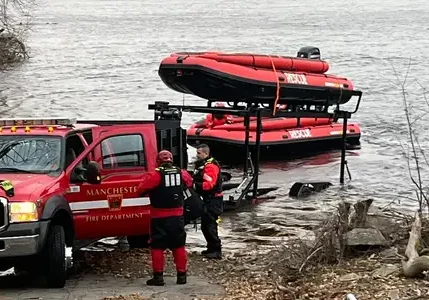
[148, 88, 362, 208]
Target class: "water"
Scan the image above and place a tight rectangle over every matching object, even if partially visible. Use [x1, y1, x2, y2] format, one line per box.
[1, 0, 429, 252]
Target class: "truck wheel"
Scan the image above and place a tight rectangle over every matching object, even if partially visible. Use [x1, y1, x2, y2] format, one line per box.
[45, 225, 67, 288]
[127, 235, 150, 249]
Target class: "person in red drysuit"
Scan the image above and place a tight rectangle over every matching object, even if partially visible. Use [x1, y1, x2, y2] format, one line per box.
[137, 150, 194, 286]
[204, 102, 234, 128]
[192, 144, 223, 259]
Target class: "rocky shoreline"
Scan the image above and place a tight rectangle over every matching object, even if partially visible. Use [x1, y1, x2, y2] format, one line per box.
[89, 199, 429, 300]
[2, 199, 429, 300]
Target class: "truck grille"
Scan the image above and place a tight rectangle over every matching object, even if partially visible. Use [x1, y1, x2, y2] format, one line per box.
[0, 198, 7, 230]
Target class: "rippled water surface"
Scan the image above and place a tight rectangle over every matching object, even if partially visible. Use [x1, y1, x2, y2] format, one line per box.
[1, 0, 429, 252]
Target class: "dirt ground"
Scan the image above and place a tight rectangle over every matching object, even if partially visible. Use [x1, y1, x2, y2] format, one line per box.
[0, 248, 278, 300]
[2, 243, 429, 299]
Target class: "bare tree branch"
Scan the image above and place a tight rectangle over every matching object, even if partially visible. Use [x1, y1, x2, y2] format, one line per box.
[389, 58, 429, 214]
[0, 0, 35, 71]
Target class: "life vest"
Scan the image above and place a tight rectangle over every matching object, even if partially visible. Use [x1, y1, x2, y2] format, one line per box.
[149, 165, 184, 209]
[193, 157, 222, 197]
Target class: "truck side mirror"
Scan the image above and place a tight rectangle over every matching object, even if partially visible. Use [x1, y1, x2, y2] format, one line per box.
[85, 161, 102, 184]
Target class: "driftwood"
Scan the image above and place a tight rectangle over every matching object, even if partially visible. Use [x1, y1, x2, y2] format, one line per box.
[401, 212, 429, 277]
[349, 199, 373, 228]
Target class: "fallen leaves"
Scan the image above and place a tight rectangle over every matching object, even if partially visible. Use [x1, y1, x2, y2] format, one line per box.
[72, 244, 429, 300]
[71, 212, 429, 300]
[275, 254, 429, 300]
[102, 294, 148, 300]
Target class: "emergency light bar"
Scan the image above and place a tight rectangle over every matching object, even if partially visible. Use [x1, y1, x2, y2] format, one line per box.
[0, 117, 76, 127]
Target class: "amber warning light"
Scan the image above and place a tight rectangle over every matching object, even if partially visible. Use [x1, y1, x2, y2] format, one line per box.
[0, 117, 76, 127]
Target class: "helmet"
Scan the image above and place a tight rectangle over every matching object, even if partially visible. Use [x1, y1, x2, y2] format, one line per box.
[157, 150, 173, 164]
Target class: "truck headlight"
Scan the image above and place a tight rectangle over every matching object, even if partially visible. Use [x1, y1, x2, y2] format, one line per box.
[9, 202, 38, 222]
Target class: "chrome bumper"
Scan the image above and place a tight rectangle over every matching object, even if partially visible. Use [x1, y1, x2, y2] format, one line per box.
[0, 220, 50, 258]
[0, 234, 40, 257]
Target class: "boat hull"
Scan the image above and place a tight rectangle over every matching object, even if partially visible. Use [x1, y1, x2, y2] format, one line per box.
[159, 56, 357, 106]
[186, 121, 361, 164]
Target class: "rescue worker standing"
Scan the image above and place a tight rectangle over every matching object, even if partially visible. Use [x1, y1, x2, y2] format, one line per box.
[193, 144, 223, 259]
[138, 150, 193, 286]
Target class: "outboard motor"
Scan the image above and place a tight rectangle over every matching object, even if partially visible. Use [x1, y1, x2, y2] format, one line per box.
[297, 46, 321, 60]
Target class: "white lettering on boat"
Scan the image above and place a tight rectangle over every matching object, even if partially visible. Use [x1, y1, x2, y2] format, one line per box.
[283, 73, 308, 85]
[289, 129, 312, 139]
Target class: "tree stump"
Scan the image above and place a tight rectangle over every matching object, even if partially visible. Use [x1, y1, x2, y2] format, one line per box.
[401, 212, 429, 277]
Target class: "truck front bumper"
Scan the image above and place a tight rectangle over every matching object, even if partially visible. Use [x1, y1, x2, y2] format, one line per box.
[0, 220, 50, 258]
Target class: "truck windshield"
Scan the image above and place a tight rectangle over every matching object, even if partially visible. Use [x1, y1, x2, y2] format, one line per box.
[0, 136, 62, 174]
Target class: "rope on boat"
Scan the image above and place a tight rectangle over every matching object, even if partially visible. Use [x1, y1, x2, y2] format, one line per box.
[268, 55, 281, 116]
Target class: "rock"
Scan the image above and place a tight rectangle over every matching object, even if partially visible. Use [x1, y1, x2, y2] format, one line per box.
[339, 273, 360, 282]
[255, 226, 281, 237]
[371, 264, 400, 278]
[344, 228, 388, 246]
[379, 247, 400, 259]
[366, 213, 400, 239]
[388, 289, 400, 300]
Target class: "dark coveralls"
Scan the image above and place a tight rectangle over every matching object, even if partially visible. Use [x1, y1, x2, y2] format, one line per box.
[138, 163, 193, 284]
[193, 157, 223, 256]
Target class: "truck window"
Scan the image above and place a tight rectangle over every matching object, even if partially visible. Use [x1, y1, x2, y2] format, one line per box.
[0, 136, 62, 174]
[101, 134, 146, 169]
[81, 130, 93, 145]
[65, 134, 86, 169]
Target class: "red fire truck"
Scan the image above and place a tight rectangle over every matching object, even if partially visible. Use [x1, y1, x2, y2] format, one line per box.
[0, 101, 279, 288]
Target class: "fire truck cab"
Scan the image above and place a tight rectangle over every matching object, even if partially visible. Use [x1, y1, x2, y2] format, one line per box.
[0, 110, 187, 288]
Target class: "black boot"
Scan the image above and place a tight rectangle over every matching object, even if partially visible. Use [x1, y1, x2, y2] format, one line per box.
[176, 272, 187, 284]
[205, 251, 222, 259]
[146, 272, 165, 286]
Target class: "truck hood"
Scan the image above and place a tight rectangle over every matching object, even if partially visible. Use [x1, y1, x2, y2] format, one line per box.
[0, 173, 57, 201]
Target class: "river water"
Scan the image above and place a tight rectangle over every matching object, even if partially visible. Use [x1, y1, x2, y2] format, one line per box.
[1, 0, 429, 253]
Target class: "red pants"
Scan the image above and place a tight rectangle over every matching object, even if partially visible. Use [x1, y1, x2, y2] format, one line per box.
[151, 246, 187, 273]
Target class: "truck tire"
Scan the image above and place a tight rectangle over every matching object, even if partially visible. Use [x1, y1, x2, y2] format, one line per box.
[127, 235, 150, 249]
[45, 225, 67, 288]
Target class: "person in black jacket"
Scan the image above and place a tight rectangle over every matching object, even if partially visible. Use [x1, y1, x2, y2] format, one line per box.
[193, 144, 223, 259]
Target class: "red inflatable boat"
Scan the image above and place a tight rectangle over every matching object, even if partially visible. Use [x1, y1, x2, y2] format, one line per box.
[186, 111, 361, 163]
[170, 50, 330, 74]
[159, 47, 361, 107]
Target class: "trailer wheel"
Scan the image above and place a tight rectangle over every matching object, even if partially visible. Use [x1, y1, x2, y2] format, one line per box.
[44, 224, 67, 288]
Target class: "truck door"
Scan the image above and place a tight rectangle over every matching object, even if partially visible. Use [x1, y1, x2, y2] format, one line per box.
[65, 124, 157, 240]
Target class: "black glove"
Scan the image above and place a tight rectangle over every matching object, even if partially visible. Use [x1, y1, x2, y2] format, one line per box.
[194, 182, 203, 190]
